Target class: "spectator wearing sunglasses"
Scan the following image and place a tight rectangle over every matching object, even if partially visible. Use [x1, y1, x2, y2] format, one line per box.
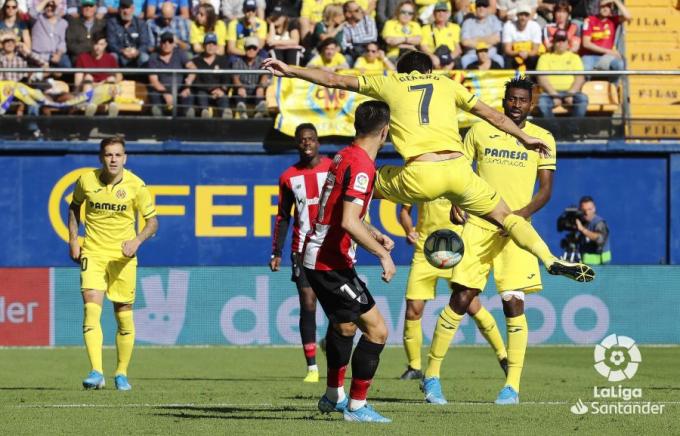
[381, 0, 420, 62]
[352, 40, 394, 71]
[0, 0, 31, 52]
[147, 31, 194, 116]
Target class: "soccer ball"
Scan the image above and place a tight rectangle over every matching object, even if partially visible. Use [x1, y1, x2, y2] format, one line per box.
[423, 229, 464, 269]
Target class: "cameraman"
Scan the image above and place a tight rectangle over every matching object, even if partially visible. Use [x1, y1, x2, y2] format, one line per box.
[575, 196, 611, 265]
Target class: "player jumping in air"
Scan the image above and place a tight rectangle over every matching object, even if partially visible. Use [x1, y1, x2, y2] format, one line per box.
[68, 137, 158, 391]
[398, 199, 508, 383]
[304, 101, 395, 423]
[421, 77, 559, 406]
[270, 123, 332, 383]
[262, 51, 594, 284]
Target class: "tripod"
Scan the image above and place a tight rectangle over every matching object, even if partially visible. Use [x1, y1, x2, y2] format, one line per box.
[560, 232, 581, 262]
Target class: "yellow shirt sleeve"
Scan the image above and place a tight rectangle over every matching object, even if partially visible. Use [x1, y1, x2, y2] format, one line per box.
[256, 18, 267, 40]
[227, 19, 238, 42]
[72, 175, 86, 206]
[357, 74, 389, 100]
[462, 123, 478, 162]
[216, 20, 228, 45]
[420, 24, 434, 50]
[135, 184, 157, 219]
[190, 21, 203, 46]
[452, 80, 478, 112]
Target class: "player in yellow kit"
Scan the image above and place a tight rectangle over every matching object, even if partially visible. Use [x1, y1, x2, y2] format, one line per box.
[399, 198, 507, 382]
[262, 51, 594, 285]
[68, 137, 158, 391]
[421, 77, 558, 406]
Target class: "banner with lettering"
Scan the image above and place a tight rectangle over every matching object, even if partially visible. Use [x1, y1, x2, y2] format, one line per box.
[269, 70, 516, 137]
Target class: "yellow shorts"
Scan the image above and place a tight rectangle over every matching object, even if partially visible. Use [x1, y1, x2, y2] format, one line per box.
[80, 254, 137, 304]
[405, 251, 452, 301]
[376, 158, 501, 217]
[450, 222, 542, 293]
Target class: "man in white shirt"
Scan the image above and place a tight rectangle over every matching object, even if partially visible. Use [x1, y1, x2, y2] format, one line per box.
[502, 5, 541, 69]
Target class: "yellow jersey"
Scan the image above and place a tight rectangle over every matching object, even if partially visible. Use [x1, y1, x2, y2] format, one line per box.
[358, 72, 479, 160]
[226, 17, 268, 51]
[307, 51, 347, 69]
[72, 169, 157, 258]
[190, 20, 228, 47]
[381, 19, 422, 58]
[420, 22, 461, 52]
[412, 197, 462, 253]
[353, 56, 389, 72]
[536, 51, 584, 91]
[463, 120, 556, 230]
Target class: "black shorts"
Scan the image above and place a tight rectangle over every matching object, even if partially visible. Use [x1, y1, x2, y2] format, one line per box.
[290, 252, 310, 288]
[304, 267, 376, 324]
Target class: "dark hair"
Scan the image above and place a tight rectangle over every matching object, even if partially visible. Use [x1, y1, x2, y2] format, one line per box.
[504, 76, 534, 99]
[396, 50, 433, 74]
[554, 0, 571, 13]
[198, 3, 217, 33]
[579, 195, 594, 205]
[91, 31, 107, 44]
[100, 136, 126, 152]
[354, 101, 390, 137]
[295, 123, 317, 140]
[317, 37, 338, 51]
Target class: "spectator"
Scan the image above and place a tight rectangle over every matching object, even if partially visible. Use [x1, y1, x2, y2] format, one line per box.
[466, 41, 501, 69]
[299, 0, 331, 40]
[381, 0, 421, 63]
[29, 0, 66, 17]
[65, 0, 106, 64]
[104, 0, 145, 17]
[231, 35, 269, 118]
[497, 0, 537, 22]
[536, 29, 587, 117]
[147, 31, 194, 116]
[420, 2, 461, 70]
[147, 1, 191, 52]
[9, 0, 30, 18]
[0, 30, 47, 82]
[306, 37, 348, 70]
[452, 0, 496, 25]
[66, 0, 107, 18]
[222, 0, 265, 21]
[376, 0, 398, 28]
[106, 0, 150, 67]
[576, 195, 611, 265]
[32, 0, 71, 67]
[74, 32, 120, 87]
[312, 3, 344, 49]
[543, 0, 580, 53]
[341, 0, 377, 63]
[185, 33, 232, 118]
[0, 0, 32, 52]
[460, 0, 502, 68]
[580, 0, 630, 72]
[502, 5, 541, 69]
[226, 0, 267, 58]
[190, 3, 227, 55]
[146, 0, 189, 18]
[266, 4, 302, 65]
[352, 40, 393, 71]
[190, 0, 220, 17]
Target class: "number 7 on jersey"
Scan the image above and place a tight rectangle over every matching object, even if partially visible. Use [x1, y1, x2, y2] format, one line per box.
[408, 84, 433, 125]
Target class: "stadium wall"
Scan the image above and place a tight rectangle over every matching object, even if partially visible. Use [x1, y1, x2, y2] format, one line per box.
[1, 266, 679, 346]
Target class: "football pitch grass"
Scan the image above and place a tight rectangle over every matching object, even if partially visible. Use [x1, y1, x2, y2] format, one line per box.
[1, 346, 678, 434]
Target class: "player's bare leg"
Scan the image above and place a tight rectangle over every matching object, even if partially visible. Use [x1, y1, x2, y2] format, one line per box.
[297, 284, 319, 382]
[82, 289, 105, 389]
[401, 299, 425, 380]
[495, 292, 527, 405]
[113, 302, 134, 390]
[467, 297, 508, 375]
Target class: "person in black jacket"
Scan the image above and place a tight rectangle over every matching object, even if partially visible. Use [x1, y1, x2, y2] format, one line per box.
[66, 0, 106, 65]
[106, 0, 149, 67]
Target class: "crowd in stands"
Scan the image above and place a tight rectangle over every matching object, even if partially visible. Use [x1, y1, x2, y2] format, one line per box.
[0, 0, 631, 117]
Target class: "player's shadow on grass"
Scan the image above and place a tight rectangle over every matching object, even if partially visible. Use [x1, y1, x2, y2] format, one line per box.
[155, 405, 321, 422]
[137, 376, 301, 382]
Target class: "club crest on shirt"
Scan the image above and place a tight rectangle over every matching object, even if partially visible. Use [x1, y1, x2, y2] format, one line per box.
[116, 188, 126, 199]
[353, 172, 369, 193]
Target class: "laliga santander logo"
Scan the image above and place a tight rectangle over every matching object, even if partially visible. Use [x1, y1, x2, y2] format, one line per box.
[47, 167, 96, 244]
[593, 334, 641, 382]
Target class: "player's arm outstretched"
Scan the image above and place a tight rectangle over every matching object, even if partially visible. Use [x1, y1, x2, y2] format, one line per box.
[342, 200, 396, 283]
[469, 100, 551, 157]
[262, 58, 360, 92]
[122, 216, 158, 258]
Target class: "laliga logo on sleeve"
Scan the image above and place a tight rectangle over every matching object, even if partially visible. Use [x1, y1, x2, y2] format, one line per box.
[593, 334, 641, 382]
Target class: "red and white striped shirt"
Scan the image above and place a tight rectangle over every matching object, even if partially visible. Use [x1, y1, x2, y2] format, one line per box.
[272, 157, 332, 256]
[303, 144, 376, 271]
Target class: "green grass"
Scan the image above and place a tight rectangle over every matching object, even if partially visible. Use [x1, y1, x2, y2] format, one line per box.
[0, 346, 678, 434]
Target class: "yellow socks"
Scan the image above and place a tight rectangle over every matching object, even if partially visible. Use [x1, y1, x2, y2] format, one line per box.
[114, 310, 135, 376]
[502, 214, 556, 267]
[505, 314, 528, 392]
[403, 318, 423, 370]
[472, 307, 507, 361]
[425, 305, 463, 379]
[83, 302, 103, 373]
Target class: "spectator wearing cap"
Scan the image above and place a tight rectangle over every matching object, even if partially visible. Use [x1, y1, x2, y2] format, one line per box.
[300, 0, 333, 40]
[104, 0, 145, 17]
[226, 0, 266, 57]
[191, 3, 227, 55]
[184, 32, 232, 118]
[467, 41, 502, 69]
[266, 4, 302, 65]
[65, 0, 107, 19]
[543, 1, 580, 53]
[0, 29, 47, 82]
[381, 0, 421, 63]
[420, 2, 461, 70]
[502, 4, 541, 69]
[222, 0, 265, 21]
[537, 29, 588, 117]
[352, 40, 394, 71]
[31, 0, 71, 67]
[74, 32, 121, 91]
[460, 0, 503, 68]
[306, 37, 348, 71]
[341, 0, 377, 63]
[147, 1, 190, 52]
[231, 35, 269, 118]
[497, 0, 537, 22]
[106, 0, 150, 66]
[146, 0, 189, 18]
[65, 0, 106, 64]
[0, 0, 32, 52]
[147, 31, 194, 116]
[581, 0, 630, 73]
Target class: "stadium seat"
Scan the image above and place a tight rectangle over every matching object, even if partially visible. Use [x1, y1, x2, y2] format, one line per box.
[113, 80, 146, 113]
[583, 81, 620, 113]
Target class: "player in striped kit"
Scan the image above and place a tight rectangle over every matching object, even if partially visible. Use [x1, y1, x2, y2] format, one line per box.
[270, 123, 332, 383]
